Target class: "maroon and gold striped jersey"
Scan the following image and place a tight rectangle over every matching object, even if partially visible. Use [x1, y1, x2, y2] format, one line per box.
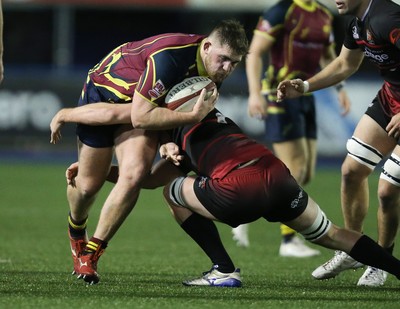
[85, 33, 207, 106]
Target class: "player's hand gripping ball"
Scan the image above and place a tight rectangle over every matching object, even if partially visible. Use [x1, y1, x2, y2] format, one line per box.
[165, 76, 216, 112]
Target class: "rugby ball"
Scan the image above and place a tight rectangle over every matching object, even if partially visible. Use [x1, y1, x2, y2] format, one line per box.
[164, 76, 216, 112]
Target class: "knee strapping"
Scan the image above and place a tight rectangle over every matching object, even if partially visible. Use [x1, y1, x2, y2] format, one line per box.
[381, 153, 400, 187]
[346, 137, 382, 170]
[168, 176, 187, 207]
[299, 206, 331, 242]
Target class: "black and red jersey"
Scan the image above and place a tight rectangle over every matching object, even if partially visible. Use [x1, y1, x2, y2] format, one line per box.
[344, 0, 400, 85]
[169, 109, 272, 179]
[343, 0, 400, 116]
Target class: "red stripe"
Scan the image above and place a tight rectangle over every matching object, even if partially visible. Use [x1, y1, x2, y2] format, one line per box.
[355, 39, 386, 49]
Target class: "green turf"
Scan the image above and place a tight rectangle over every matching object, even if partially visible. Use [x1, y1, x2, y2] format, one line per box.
[1, 163, 399, 308]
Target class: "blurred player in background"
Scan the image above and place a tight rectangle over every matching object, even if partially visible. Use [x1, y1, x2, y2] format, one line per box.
[277, 0, 400, 286]
[51, 19, 248, 285]
[235, 0, 351, 257]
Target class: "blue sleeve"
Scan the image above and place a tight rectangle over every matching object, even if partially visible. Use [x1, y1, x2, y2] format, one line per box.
[262, 0, 292, 27]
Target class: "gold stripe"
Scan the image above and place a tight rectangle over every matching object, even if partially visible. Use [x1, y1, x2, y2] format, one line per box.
[92, 83, 132, 102]
[68, 216, 87, 230]
[86, 242, 98, 251]
[267, 106, 285, 114]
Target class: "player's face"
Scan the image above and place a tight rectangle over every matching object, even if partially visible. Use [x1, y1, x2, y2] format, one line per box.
[203, 43, 242, 83]
[334, 0, 367, 17]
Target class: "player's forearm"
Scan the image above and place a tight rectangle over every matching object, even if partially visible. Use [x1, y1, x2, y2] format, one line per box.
[246, 52, 264, 95]
[308, 58, 356, 92]
[131, 91, 214, 130]
[58, 103, 131, 125]
[308, 47, 363, 92]
[132, 107, 202, 130]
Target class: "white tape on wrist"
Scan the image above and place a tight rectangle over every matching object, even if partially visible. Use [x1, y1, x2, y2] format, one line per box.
[303, 81, 310, 93]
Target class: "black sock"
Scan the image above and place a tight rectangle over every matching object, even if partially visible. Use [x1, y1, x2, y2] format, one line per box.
[180, 213, 235, 273]
[68, 213, 87, 238]
[349, 235, 400, 278]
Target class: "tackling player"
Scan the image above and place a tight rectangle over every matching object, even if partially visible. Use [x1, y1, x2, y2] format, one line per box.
[58, 107, 400, 287]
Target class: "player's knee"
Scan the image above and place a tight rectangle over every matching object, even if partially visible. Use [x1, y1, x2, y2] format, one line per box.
[302, 169, 314, 186]
[299, 206, 331, 242]
[345, 136, 382, 169]
[380, 153, 400, 189]
[74, 180, 102, 199]
[342, 137, 381, 180]
[291, 165, 308, 185]
[118, 165, 149, 188]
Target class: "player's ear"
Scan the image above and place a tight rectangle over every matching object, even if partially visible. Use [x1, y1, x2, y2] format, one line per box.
[203, 40, 212, 53]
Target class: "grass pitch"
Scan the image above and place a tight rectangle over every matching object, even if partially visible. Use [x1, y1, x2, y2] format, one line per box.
[1, 163, 399, 308]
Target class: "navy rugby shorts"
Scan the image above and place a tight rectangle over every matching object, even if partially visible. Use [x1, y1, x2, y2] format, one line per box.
[76, 79, 123, 148]
[264, 95, 316, 142]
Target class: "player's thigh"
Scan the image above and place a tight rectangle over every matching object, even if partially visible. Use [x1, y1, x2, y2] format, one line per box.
[113, 125, 158, 181]
[273, 138, 309, 166]
[283, 196, 320, 233]
[76, 140, 113, 190]
[306, 138, 317, 170]
[353, 114, 396, 155]
[179, 176, 217, 220]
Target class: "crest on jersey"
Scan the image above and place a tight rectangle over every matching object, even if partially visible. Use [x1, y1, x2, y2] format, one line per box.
[390, 28, 400, 45]
[148, 79, 166, 99]
[366, 29, 375, 45]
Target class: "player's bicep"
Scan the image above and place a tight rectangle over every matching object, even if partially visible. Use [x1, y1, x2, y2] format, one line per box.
[337, 45, 364, 73]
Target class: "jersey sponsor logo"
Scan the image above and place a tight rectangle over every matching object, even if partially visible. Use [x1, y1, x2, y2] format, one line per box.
[366, 29, 374, 45]
[148, 79, 166, 99]
[363, 47, 389, 63]
[390, 28, 400, 45]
